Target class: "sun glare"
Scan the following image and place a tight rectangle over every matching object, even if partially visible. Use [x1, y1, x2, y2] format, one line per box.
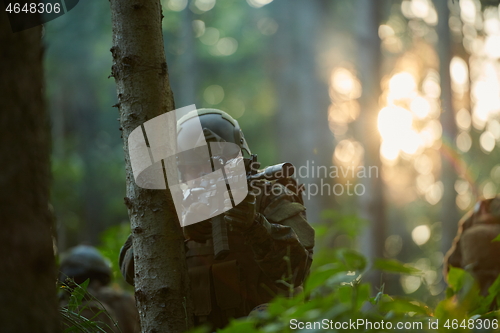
[410, 96, 431, 119]
[388, 72, 417, 100]
[331, 67, 362, 100]
[378, 106, 413, 140]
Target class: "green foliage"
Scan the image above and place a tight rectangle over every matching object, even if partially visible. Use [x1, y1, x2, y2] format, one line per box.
[437, 267, 500, 318]
[313, 212, 367, 270]
[304, 248, 366, 297]
[60, 308, 110, 333]
[319, 209, 367, 239]
[67, 279, 90, 313]
[203, 252, 500, 333]
[374, 258, 422, 276]
[59, 279, 120, 333]
[97, 223, 131, 289]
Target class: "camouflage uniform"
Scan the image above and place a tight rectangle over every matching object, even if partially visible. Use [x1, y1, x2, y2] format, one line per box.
[119, 177, 315, 329]
[444, 196, 500, 295]
[59, 245, 140, 333]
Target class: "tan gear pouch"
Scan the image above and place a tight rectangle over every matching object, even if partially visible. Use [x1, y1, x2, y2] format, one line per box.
[461, 224, 500, 270]
[188, 266, 211, 316]
[264, 201, 305, 222]
[212, 260, 241, 310]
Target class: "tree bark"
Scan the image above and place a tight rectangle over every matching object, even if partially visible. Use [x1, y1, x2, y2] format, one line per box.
[109, 1, 193, 332]
[435, 0, 460, 257]
[0, 12, 60, 333]
[355, 0, 386, 291]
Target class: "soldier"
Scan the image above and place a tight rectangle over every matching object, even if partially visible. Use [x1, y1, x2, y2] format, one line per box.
[444, 196, 500, 296]
[59, 245, 140, 333]
[119, 109, 315, 329]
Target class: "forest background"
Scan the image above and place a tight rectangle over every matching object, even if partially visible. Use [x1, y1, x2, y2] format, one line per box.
[44, 0, 500, 313]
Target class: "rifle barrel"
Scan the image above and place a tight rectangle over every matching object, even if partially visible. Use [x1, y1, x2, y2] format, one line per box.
[249, 162, 295, 181]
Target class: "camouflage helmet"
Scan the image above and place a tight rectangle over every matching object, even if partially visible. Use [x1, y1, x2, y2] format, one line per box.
[59, 245, 112, 286]
[176, 108, 251, 167]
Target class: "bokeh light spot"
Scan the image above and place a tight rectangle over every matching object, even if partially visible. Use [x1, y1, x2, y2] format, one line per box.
[199, 27, 220, 45]
[456, 131, 472, 153]
[456, 108, 471, 131]
[480, 131, 496, 152]
[246, 0, 273, 8]
[203, 85, 224, 105]
[412, 225, 431, 245]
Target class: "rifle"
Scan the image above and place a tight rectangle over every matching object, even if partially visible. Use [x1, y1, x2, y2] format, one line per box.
[212, 155, 295, 260]
[182, 155, 295, 260]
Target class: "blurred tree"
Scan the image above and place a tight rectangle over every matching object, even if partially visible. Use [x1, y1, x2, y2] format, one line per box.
[435, 0, 460, 255]
[109, 0, 193, 331]
[270, 0, 332, 224]
[355, 0, 387, 290]
[44, 0, 127, 250]
[0, 12, 60, 333]
[169, 7, 197, 108]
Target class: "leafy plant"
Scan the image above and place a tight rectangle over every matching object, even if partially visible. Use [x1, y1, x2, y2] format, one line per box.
[208, 250, 500, 333]
[59, 279, 121, 333]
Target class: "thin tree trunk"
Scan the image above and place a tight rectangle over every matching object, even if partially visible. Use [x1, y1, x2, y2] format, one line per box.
[271, 0, 331, 224]
[175, 7, 196, 108]
[435, 0, 459, 256]
[0, 13, 60, 333]
[109, 1, 193, 332]
[355, 0, 386, 291]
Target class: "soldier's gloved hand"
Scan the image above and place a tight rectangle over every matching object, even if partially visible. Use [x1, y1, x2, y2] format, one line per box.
[224, 191, 257, 232]
[182, 202, 212, 242]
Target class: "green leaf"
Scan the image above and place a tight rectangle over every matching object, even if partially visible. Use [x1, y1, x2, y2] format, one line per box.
[446, 266, 466, 294]
[473, 274, 500, 313]
[336, 285, 353, 304]
[304, 264, 346, 294]
[487, 274, 500, 298]
[313, 224, 328, 237]
[337, 249, 367, 271]
[355, 283, 371, 310]
[68, 279, 89, 313]
[493, 233, 500, 242]
[60, 307, 109, 333]
[373, 259, 422, 276]
[378, 298, 431, 316]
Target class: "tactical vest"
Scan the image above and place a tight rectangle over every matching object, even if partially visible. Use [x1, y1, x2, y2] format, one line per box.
[446, 197, 500, 295]
[187, 178, 307, 328]
[187, 232, 278, 327]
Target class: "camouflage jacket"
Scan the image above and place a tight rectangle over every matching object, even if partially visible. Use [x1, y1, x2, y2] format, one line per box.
[119, 178, 315, 329]
[444, 196, 500, 295]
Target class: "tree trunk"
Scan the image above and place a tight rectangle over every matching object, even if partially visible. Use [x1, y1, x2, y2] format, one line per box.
[435, 0, 459, 257]
[0, 12, 60, 333]
[355, 0, 386, 291]
[109, 1, 193, 332]
[271, 0, 332, 224]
